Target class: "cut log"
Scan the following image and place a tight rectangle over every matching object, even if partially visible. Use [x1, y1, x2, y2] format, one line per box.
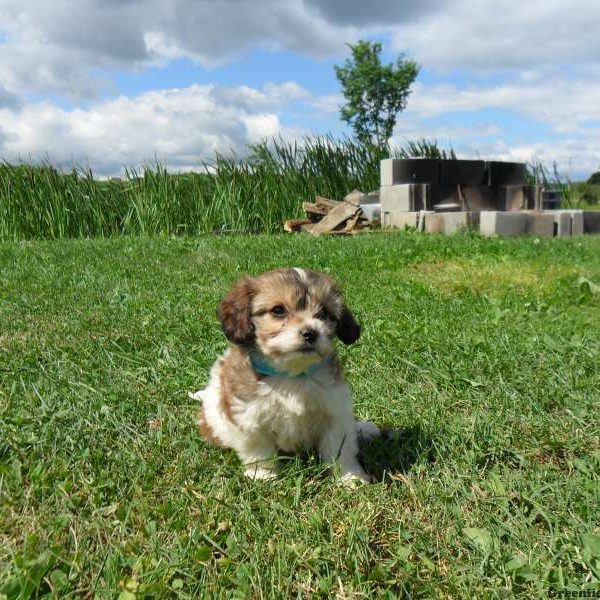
[284, 219, 312, 232]
[308, 202, 360, 236]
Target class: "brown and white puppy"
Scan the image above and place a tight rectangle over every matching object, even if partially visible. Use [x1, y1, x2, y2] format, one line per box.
[190, 268, 379, 482]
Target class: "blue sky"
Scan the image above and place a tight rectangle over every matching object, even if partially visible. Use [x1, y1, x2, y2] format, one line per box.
[0, 0, 598, 179]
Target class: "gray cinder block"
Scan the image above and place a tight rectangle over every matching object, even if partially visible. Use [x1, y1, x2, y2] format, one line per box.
[380, 159, 440, 187]
[572, 211, 584, 235]
[496, 185, 541, 211]
[543, 210, 585, 236]
[480, 211, 528, 236]
[583, 211, 600, 234]
[381, 211, 419, 230]
[380, 159, 398, 187]
[526, 212, 555, 236]
[380, 184, 428, 213]
[424, 211, 480, 234]
[498, 185, 526, 211]
[552, 212, 571, 236]
[462, 185, 497, 211]
[380, 184, 411, 212]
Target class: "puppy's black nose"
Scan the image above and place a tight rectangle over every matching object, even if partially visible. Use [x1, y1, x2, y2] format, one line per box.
[300, 328, 318, 344]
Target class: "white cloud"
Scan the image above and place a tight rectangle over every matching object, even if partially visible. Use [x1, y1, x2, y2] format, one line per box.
[0, 82, 308, 176]
[308, 94, 343, 114]
[0, 0, 359, 99]
[1, 0, 600, 102]
[407, 77, 600, 132]
[392, 0, 600, 72]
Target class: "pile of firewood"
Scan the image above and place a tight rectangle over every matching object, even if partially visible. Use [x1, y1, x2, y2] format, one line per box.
[284, 190, 372, 236]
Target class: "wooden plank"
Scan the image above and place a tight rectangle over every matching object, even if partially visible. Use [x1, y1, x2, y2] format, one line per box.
[302, 202, 327, 216]
[284, 219, 312, 232]
[315, 196, 341, 210]
[301, 222, 317, 233]
[308, 202, 359, 236]
[343, 212, 362, 231]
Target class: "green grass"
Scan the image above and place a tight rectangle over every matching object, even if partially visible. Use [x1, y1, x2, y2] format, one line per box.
[1, 232, 599, 598]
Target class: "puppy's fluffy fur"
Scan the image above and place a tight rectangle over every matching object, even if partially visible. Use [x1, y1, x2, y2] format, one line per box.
[190, 268, 379, 482]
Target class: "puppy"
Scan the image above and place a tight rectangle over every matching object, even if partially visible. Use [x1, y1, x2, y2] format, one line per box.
[190, 268, 379, 482]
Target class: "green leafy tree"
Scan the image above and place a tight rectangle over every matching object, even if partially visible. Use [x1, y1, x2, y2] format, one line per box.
[334, 40, 419, 148]
[587, 171, 600, 185]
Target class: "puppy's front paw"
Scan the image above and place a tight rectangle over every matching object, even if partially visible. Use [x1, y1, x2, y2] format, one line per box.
[244, 465, 277, 480]
[339, 469, 374, 487]
[188, 390, 205, 401]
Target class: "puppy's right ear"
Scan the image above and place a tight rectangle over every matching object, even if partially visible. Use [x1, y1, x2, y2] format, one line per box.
[217, 277, 255, 346]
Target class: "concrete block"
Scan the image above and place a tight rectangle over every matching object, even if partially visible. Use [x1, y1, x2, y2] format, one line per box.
[462, 185, 497, 210]
[381, 184, 411, 212]
[528, 185, 543, 210]
[380, 159, 397, 187]
[497, 185, 526, 211]
[572, 211, 584, 235]
[424, 211, 480, 234]
[380, 159, 439, 186]
[583, 211, 600, 233]
[486, 161, 527, 186]
[382, 211, 419, 230]
[439, 160, 485, 185]
[554, 212, 572, 236]
[543, 210, 585, 236]
[480, 211, 528, 236]
[380, 184, 428, 213]
[494, 185, 540, 211]
[526, 212, 555, 236]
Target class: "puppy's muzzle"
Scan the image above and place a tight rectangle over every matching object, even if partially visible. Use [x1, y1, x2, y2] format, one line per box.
[300, 328, 318, 345]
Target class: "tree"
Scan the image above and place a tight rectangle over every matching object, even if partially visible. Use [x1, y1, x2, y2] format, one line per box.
[587, 171, 600, 185]
[334, 40, 419, 148]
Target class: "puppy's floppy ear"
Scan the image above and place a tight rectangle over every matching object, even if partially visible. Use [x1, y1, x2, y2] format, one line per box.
[336, 305, 361, 345]
[217, 277, 255, 346]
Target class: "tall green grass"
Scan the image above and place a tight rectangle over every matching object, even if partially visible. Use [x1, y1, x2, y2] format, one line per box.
[0, 138, 390, 240]
[527, 159, 600, 208]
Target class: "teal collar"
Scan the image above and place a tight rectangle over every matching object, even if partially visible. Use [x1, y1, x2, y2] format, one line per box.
[250, 352, 330, 379]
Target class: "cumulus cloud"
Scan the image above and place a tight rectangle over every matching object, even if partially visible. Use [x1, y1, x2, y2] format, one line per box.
[1, 0, 599, 101]
[0, 82, 309, 176]
[303, 0, 446, 27]
[0, 0, 358, 99]
[0, 84, 21, 110]
[391, 0, 600, 71]
[407, 77, 600, 132]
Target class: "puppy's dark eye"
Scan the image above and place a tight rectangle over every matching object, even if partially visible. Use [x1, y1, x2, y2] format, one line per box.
[271, 305, 286, 317]
[315, 307, 331, 320]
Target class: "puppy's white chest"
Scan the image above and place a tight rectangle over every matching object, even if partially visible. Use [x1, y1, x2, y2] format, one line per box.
[251, 379, 329, 451]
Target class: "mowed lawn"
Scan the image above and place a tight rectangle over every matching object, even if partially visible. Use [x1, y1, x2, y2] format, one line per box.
[1, 232, 599, 598]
